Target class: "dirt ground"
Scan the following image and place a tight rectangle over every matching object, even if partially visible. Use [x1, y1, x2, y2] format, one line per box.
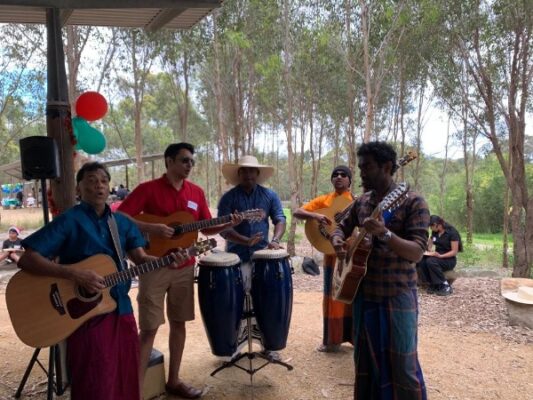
[0, 208, 532, 400]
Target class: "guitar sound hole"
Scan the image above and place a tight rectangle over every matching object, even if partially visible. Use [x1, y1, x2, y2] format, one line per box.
[76, 286, 101, 302]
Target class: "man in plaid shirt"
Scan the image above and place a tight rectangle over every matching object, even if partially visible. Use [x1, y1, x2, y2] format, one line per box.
[331, 141, 430, 400]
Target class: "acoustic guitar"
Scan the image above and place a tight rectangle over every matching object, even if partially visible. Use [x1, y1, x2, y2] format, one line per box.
[304, 195, 353, 254]
[332, 183, 410, 304]
[135, 209, 265, 257]
[305, 151, 418, 254]
[6, 239, 216, 348]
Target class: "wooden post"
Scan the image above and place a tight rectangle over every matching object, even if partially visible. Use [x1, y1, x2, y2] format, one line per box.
[46, 8, 76, 215]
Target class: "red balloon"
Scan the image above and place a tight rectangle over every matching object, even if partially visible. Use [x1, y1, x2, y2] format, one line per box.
[75, 91, 108, 121]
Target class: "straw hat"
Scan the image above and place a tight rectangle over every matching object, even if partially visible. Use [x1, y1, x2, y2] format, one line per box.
[222, 155, 274, 186]
[502, 286, 533, 305]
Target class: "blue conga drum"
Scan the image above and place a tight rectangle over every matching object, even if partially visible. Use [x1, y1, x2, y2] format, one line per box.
[251, 249, 293, 351]
[198, 252, 244, 357]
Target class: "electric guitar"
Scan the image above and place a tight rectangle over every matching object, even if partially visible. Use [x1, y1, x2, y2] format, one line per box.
[332, 183, 410, 304]
[134, 209, 265, 257]
[6, 239, 216, 348]
[305, 151, 417, 254]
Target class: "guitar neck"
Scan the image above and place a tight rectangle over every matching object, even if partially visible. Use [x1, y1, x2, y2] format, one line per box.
[103, 246, 198, 288]
[175, 215, 231, 235]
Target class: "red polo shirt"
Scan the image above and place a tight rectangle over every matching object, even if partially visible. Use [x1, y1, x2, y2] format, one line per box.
[118, 174, 212, 267]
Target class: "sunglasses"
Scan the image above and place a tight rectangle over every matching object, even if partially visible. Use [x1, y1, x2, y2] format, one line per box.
[178, 157, 196, 166]
[332, 172, 348, 178]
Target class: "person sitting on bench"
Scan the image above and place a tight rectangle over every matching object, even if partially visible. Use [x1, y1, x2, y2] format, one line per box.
[417, 215, 462, 296]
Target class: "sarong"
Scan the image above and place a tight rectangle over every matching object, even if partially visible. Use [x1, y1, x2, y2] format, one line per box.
[67, 313, 140, 400]
[323, 254, 353, 346]
[352, 289, 426, 400]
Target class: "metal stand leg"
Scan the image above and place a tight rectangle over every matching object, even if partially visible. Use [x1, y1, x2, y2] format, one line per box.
[14, 180, 67, 399]
[210, 293, 293, 378]
[14, 345, 67, 399]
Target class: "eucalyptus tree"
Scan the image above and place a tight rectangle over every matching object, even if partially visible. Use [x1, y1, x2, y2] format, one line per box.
[0, 24, 46, 168]
[429, 0, 533, 277]
[113, 29, 162, 183]
[160, 26, 209, 141]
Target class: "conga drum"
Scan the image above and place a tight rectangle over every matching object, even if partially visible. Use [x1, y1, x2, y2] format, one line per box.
[251, 249, 293, 351]
[198, 252, 244, 357]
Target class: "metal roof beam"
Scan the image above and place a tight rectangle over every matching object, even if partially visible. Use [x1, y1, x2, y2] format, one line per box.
[59, 8, 72, 26]
[0, 0, 220, 8]
[145, 8, 185, 32]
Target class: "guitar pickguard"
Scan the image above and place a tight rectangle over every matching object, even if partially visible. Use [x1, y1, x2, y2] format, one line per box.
[67, 294, 103, 319]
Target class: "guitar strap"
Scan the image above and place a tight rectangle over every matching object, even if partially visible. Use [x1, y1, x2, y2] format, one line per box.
[108, 214, 127, 271]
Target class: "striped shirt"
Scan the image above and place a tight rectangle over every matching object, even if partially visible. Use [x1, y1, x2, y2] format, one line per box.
[333, 187, 429, 301]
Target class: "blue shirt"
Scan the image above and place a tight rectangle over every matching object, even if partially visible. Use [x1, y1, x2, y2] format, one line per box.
[21, 201, 146, 315]
[218, 184, 286, 262]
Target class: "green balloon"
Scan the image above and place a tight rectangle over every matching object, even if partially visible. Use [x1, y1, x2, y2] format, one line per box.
[77, 125, 106, 154]
[72, 116, 90, 138]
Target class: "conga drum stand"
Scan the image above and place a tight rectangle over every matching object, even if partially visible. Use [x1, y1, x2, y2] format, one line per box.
[210, 293, 293, 378]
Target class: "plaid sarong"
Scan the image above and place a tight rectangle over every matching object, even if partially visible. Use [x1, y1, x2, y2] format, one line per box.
[352, 289, 426, 400]
[323, 254, 353, 346]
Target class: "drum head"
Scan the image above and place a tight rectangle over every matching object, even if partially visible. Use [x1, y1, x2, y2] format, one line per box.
[199, 251, 241, 267]
[251, 248, 289, 260]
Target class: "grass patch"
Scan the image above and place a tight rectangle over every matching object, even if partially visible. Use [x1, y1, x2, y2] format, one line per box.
[458, 243, 513, 270]
[463, 232, 513, 246]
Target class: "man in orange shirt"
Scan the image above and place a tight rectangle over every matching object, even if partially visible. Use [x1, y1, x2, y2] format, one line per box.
[293, 165, 355, 352]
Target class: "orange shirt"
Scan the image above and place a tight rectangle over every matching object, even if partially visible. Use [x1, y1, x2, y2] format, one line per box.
[302, 191, 354, 212]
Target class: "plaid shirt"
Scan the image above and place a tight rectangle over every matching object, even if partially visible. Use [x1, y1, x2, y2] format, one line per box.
[333, 186, 429, 301]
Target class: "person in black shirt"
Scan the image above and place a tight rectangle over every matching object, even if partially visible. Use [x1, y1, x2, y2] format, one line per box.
[417, 215, 461, 296]
[0, 226, 24, 264]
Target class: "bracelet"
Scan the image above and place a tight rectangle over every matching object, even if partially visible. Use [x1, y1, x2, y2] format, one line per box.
[271, 238, 280, 243]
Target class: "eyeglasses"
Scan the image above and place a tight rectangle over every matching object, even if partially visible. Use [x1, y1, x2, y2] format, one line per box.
[332, 172, 347, 178]
[178, 157, 195, 166]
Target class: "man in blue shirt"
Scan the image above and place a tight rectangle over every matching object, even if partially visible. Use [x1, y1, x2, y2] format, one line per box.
[18, 161, 185, 400]
[218, 155, 286, 359]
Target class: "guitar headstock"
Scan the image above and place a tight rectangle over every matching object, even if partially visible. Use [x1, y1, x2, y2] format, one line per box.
[187, 239, 217, 257]
[379, 182, 409, 211]
[397, 150, 417, 168]
[241, 208, 266, 223]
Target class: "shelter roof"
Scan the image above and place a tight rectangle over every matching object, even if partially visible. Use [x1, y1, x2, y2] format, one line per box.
[0, 153, 163, 181]
[0, 1, 222, 31]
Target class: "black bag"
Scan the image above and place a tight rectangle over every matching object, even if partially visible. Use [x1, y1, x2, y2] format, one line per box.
[302, 257, 320, 276]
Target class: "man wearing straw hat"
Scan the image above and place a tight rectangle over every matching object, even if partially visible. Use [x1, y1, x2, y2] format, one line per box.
[218, 155, 286, 359]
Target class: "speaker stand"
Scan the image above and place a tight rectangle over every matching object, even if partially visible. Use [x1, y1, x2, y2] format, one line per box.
[15, 345, 66, 399]
[14, 179, 67, 399]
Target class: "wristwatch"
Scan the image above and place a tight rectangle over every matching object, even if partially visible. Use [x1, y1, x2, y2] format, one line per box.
[377, 229, 393, 242]
[271, 238, 280, 244]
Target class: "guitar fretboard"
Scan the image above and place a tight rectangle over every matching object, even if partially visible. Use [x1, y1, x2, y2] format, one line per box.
[103, 254, 175, 288]
[102, 241, 214, 288]
[175, 215, 232, 235]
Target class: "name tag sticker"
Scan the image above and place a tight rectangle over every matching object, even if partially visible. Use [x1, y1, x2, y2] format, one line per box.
[187, 201, 198, 211]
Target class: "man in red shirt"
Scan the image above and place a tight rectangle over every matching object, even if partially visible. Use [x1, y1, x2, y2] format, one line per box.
[118, 143, 241, 399]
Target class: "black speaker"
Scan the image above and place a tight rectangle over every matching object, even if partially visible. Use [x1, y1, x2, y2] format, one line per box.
[19, 136, 60, 180]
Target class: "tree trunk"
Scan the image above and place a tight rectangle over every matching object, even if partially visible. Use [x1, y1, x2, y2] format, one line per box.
[344, 0, 357, 173]
[180, 50, 190, 141]
[282, 0, 297, 256]
[212, 11, 229, 165]
[131, 31, 145, 182]
[439, 116, 450, 216]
